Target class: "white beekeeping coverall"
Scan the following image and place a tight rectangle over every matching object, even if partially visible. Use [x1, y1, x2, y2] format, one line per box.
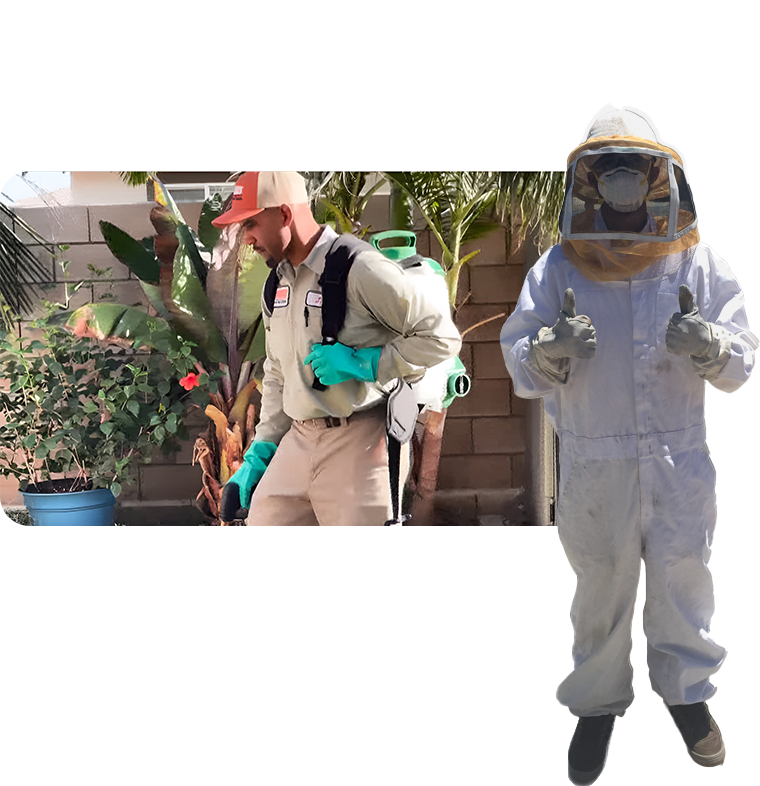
[500, 106, 757, 717]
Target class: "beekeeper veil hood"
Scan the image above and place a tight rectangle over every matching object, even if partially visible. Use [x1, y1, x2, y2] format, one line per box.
[559, 106, 699, 281]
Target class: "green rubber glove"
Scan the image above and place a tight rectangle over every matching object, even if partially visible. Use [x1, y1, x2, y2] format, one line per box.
[303, 343, 381, 386]
[219, 440, 277, 522]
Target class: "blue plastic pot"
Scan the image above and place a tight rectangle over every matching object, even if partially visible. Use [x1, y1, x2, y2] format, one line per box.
[21, 487, 116, 526]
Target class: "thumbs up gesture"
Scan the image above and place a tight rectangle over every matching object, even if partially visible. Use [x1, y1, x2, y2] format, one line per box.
[665, 285, 712, 357]
[540, 288, 597, 360]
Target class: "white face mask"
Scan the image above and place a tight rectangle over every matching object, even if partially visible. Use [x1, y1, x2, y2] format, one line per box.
[597, 167, 650, 212]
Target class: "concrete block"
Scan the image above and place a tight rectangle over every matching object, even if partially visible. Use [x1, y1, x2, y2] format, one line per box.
[147, 442, 177, 465]
[115, 500, 206, 526]
[13, 205, 90, 244]
[441, 417, 472, 456]
[454, 265, 470, 307]
[433, 489, 477, 513]
[476, 488, 524, 515]
[473, 341, 509, 379]
[510, 380, 528, 416]
[18, 323, 45, 343]
[458, 342, 473, 376]
[139, 463, 203, 501]
[117, 476, 140, 501]
[174, 434, 200, 466]
[14, 243, 58, 282]
[89, 204, 156, 243]
[438, 454, 511, 490]
[413, 229, 432, 258]
[359, 191, 429, 237]
[23, 283, 95, 319]
[0, 475, 24, 507]
[431, 489, 478, 526]
[455, 304, 509, 343]
[506, 236, 531, 266]
[511, 454, 527, 487]
[461, 226, 507, 266]
[177, 202, 203, 234]
[472, 416, 524, 454]
[63, 243, 126, 280]
[470, 265, 524, 304]
[358, 194, 390, 234]
[93, 280, 150, 308]
[447, 378, 510, 417]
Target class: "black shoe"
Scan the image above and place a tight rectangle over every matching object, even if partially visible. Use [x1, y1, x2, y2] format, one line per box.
[568, 714, 615, 784]
[667, 702, 725, 767]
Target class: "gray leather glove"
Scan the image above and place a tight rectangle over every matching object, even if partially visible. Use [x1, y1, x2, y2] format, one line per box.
[538, 288, 597, 360]
[665, 285, 712, 357]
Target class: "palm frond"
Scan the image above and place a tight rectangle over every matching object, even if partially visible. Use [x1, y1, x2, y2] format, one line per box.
[497, 171, 566, 256]
[299, 172, 336, 208]
[0, 203, 56, 327]
[119, 172, 154, 187]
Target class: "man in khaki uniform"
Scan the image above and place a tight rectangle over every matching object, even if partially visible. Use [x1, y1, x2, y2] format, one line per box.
[213, 171, 461, 526]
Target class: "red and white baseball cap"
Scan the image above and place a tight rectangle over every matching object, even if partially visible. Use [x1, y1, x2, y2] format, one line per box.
[211, 171, 309, 227]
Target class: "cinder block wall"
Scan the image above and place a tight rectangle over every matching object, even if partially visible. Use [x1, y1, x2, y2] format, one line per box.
[2, 195, 531, 522]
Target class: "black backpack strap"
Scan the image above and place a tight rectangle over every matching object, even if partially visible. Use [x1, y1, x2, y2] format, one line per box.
[262, 268, 280, 315]
[320, 233, 374, 342]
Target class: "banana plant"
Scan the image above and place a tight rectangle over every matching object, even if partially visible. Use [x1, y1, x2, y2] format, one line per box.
[66, 176, 270, 523]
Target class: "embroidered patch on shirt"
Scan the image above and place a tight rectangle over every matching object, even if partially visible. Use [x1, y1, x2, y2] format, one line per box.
[306, 290, 323, 308]
[274, 286, 290, 308]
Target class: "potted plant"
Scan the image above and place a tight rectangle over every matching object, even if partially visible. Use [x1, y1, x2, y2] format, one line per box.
[0, 296, 200, 525]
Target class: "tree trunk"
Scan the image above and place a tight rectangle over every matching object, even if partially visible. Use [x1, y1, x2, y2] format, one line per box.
[389, 179, 414, 231]
[410, 409, 447, 525]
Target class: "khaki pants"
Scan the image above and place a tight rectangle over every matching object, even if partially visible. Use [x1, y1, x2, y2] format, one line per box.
[247, 407, 409, 526]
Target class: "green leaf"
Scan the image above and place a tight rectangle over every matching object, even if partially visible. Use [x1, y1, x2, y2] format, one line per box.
[242, 317, 267, 364]
[127, 400, 140, 417]
[109, 481, 122, 498]
[22, 434, 37, 449]
[176, 223, 208, 289]
[197, 194, 224, 252]
[138, 280, 171, 320]
[99, 220, 160, 284]
[100, 421, 115, 436]
[157, 380, 170, 396]
[83, 400, 99, 413]
[64, 304, 167, 349]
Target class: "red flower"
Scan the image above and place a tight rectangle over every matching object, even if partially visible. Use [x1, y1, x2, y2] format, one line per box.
[179, 372, 200, 391]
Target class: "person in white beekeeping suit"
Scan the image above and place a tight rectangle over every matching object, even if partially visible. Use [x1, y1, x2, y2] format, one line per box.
[500, 106, 757, 784]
